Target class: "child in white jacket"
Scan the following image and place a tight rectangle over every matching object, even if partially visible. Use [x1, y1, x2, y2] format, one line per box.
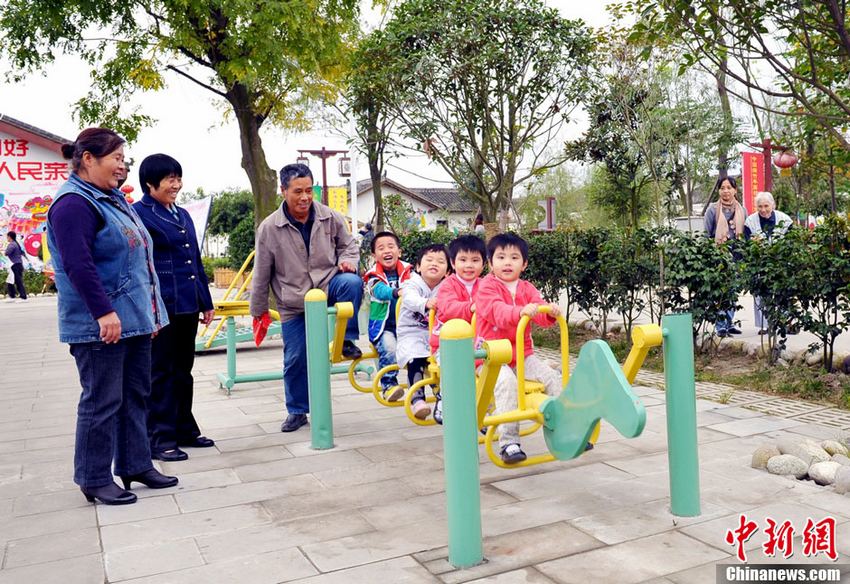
[396, 244, 449, 419]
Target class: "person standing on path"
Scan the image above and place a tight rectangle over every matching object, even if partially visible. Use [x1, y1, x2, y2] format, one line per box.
[134, 154, 216, 462]
[704, 176, 746, 338]
[4, 231, 28, 301]
[744, 191, 793, 335]
[47, 127, 177, 505]
[250, 163, 363, 433]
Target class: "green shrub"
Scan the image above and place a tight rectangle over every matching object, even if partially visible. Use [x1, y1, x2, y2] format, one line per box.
[1, 268, 50, 296]
[227, 215, 256, 270]
[201, 257, 231, 282]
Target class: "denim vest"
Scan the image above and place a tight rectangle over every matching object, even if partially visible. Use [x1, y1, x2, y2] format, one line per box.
[47, 174, 168, 344]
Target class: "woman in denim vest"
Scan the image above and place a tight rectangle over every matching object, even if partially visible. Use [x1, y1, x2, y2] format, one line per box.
[47, 128, 178, 505]
[134, 154, 215, 462]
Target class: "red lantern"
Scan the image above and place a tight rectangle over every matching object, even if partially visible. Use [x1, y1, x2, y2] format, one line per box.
[773, 150, 798, 169]
[120, 184, 134, 194]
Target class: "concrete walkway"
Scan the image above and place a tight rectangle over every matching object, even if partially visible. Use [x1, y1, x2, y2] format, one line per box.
[2, 296, 850, 583]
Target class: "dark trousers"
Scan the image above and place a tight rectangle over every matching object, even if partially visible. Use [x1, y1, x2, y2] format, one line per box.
[70, 335, 154, 488]
[7, 263, 27, 299]
[149, 313, 202, 453]
[281, 272, 363, 414]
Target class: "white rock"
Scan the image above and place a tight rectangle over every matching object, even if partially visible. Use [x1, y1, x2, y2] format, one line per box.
[809, 461, 842, 486]
[832, 453, 850, 466]
[821, 440, 849, 457]
[766, 455, 808, 479]
[806, 351, 823, 366]
[776, 358, 789, 368]
[776, 438, 831, 466]
[752, 445, 781, 469]
[835, 466, 850, 494]
[776, 436, 805, 455]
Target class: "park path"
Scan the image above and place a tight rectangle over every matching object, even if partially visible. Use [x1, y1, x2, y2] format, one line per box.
[1, 296, 849, 583]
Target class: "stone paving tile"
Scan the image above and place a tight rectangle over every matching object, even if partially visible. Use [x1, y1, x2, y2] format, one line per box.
[154, 445, 293, 475]
[0, 553, 104, 584]
[465, 567, 556, 583]
[705, 416, 806, 437]
[535, 532, 728, 584]
[115, 547, 317, 584]
[312, 453, 445, 489]
[100, 503, 272, 552]
[175, 475, 321, 513]
[97, 494, 180, 526]
[196, 508, 375, 564]
[261, 478, 408, 522]
[4, 526, 101, 569]
[132, 468, 242, 501]
[105, 539, 204, 582]
[236, 448, 370, 482]
[437, 522, 604, 584]
[0, 505, 96, 546]
[568, 498, 732, 545]
[295, 556, 438, 583]
[301, 518, 449, 572]
[489, 462, 636, 501]
[9, 487, 89, 516]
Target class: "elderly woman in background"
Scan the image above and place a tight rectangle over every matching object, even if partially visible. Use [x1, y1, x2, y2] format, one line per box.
[47, 128, 177, 505]
[745, 191, 793, 335]
[134, 154, 215, 462]
[704, 176, 746, 337]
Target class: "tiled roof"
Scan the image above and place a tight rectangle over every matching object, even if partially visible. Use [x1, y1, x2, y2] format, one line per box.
[409, 187, 477, 213]
[356, 177, 478, 214]
[0, 114, 71, 150]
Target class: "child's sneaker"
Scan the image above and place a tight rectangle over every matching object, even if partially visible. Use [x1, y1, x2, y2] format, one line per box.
[411, 399, 431, 420]
[382, 386, 404, 402]
[500, 443, 527, 464]
[433, 395, 443, 425]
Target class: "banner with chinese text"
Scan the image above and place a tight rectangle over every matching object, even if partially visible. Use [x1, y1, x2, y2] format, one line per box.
[741, 152, 764, 214]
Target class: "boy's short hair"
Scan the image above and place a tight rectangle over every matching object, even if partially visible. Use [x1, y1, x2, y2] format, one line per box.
[448, 234, 486, 263]
[370, 231, 401, 253]
[487, 232, 528, 262]
[416, 243, 449, 268]
[139, 153, 182, 195]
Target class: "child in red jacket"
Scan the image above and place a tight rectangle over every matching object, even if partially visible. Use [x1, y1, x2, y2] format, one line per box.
[429, 234, 487, 423]
[475, 233, 562, 464]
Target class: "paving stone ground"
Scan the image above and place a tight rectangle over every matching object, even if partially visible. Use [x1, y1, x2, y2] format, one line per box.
[3, 296, 850, 583]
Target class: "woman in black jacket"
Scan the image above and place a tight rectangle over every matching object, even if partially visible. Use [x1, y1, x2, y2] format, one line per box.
[134, 154, 215, 461]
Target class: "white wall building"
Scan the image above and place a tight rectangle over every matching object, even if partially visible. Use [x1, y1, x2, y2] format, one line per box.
[349, 177, 478, 231]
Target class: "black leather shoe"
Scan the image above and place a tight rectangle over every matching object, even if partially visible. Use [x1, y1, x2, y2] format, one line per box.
[179, 436, 215, 448]
[81, 482, 137, 505]
[280, 413, 309, 433]
[121, 468, 179, 490]
[728, 326, 742, 335]
[716, 330, 728, 338]
[152, 448, 188, 462]
[341, 340, 362, 360]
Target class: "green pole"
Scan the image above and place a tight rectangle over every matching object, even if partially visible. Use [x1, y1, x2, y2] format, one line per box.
[305, 289, 334, 450]
[440, 319, 483, 568]
[662, 313, 701, 516]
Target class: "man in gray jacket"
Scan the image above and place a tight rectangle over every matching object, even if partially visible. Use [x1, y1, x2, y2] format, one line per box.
[250, 163, 363, 432]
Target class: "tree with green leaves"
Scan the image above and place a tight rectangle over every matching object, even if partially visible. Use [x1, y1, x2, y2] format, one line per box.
[343, 30, 399, 231]
[0, 0, 358, 224]
[366, 0, 593, 223]
[625, 0, 850, 153]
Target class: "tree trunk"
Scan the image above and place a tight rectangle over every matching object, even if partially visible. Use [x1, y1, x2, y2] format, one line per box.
[228, 84, 279, 227]
[715, 64, 734, 177]
[369, 158, 384, 231]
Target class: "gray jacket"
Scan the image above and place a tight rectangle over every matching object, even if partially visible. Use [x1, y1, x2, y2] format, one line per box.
[250, 201, 359, 321]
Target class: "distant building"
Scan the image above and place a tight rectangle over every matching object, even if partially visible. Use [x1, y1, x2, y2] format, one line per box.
[351, 176, 478, 231]
[0, 114, 71, 263]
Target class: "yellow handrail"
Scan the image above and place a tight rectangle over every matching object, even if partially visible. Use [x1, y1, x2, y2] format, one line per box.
[515, 305, 569, 411]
